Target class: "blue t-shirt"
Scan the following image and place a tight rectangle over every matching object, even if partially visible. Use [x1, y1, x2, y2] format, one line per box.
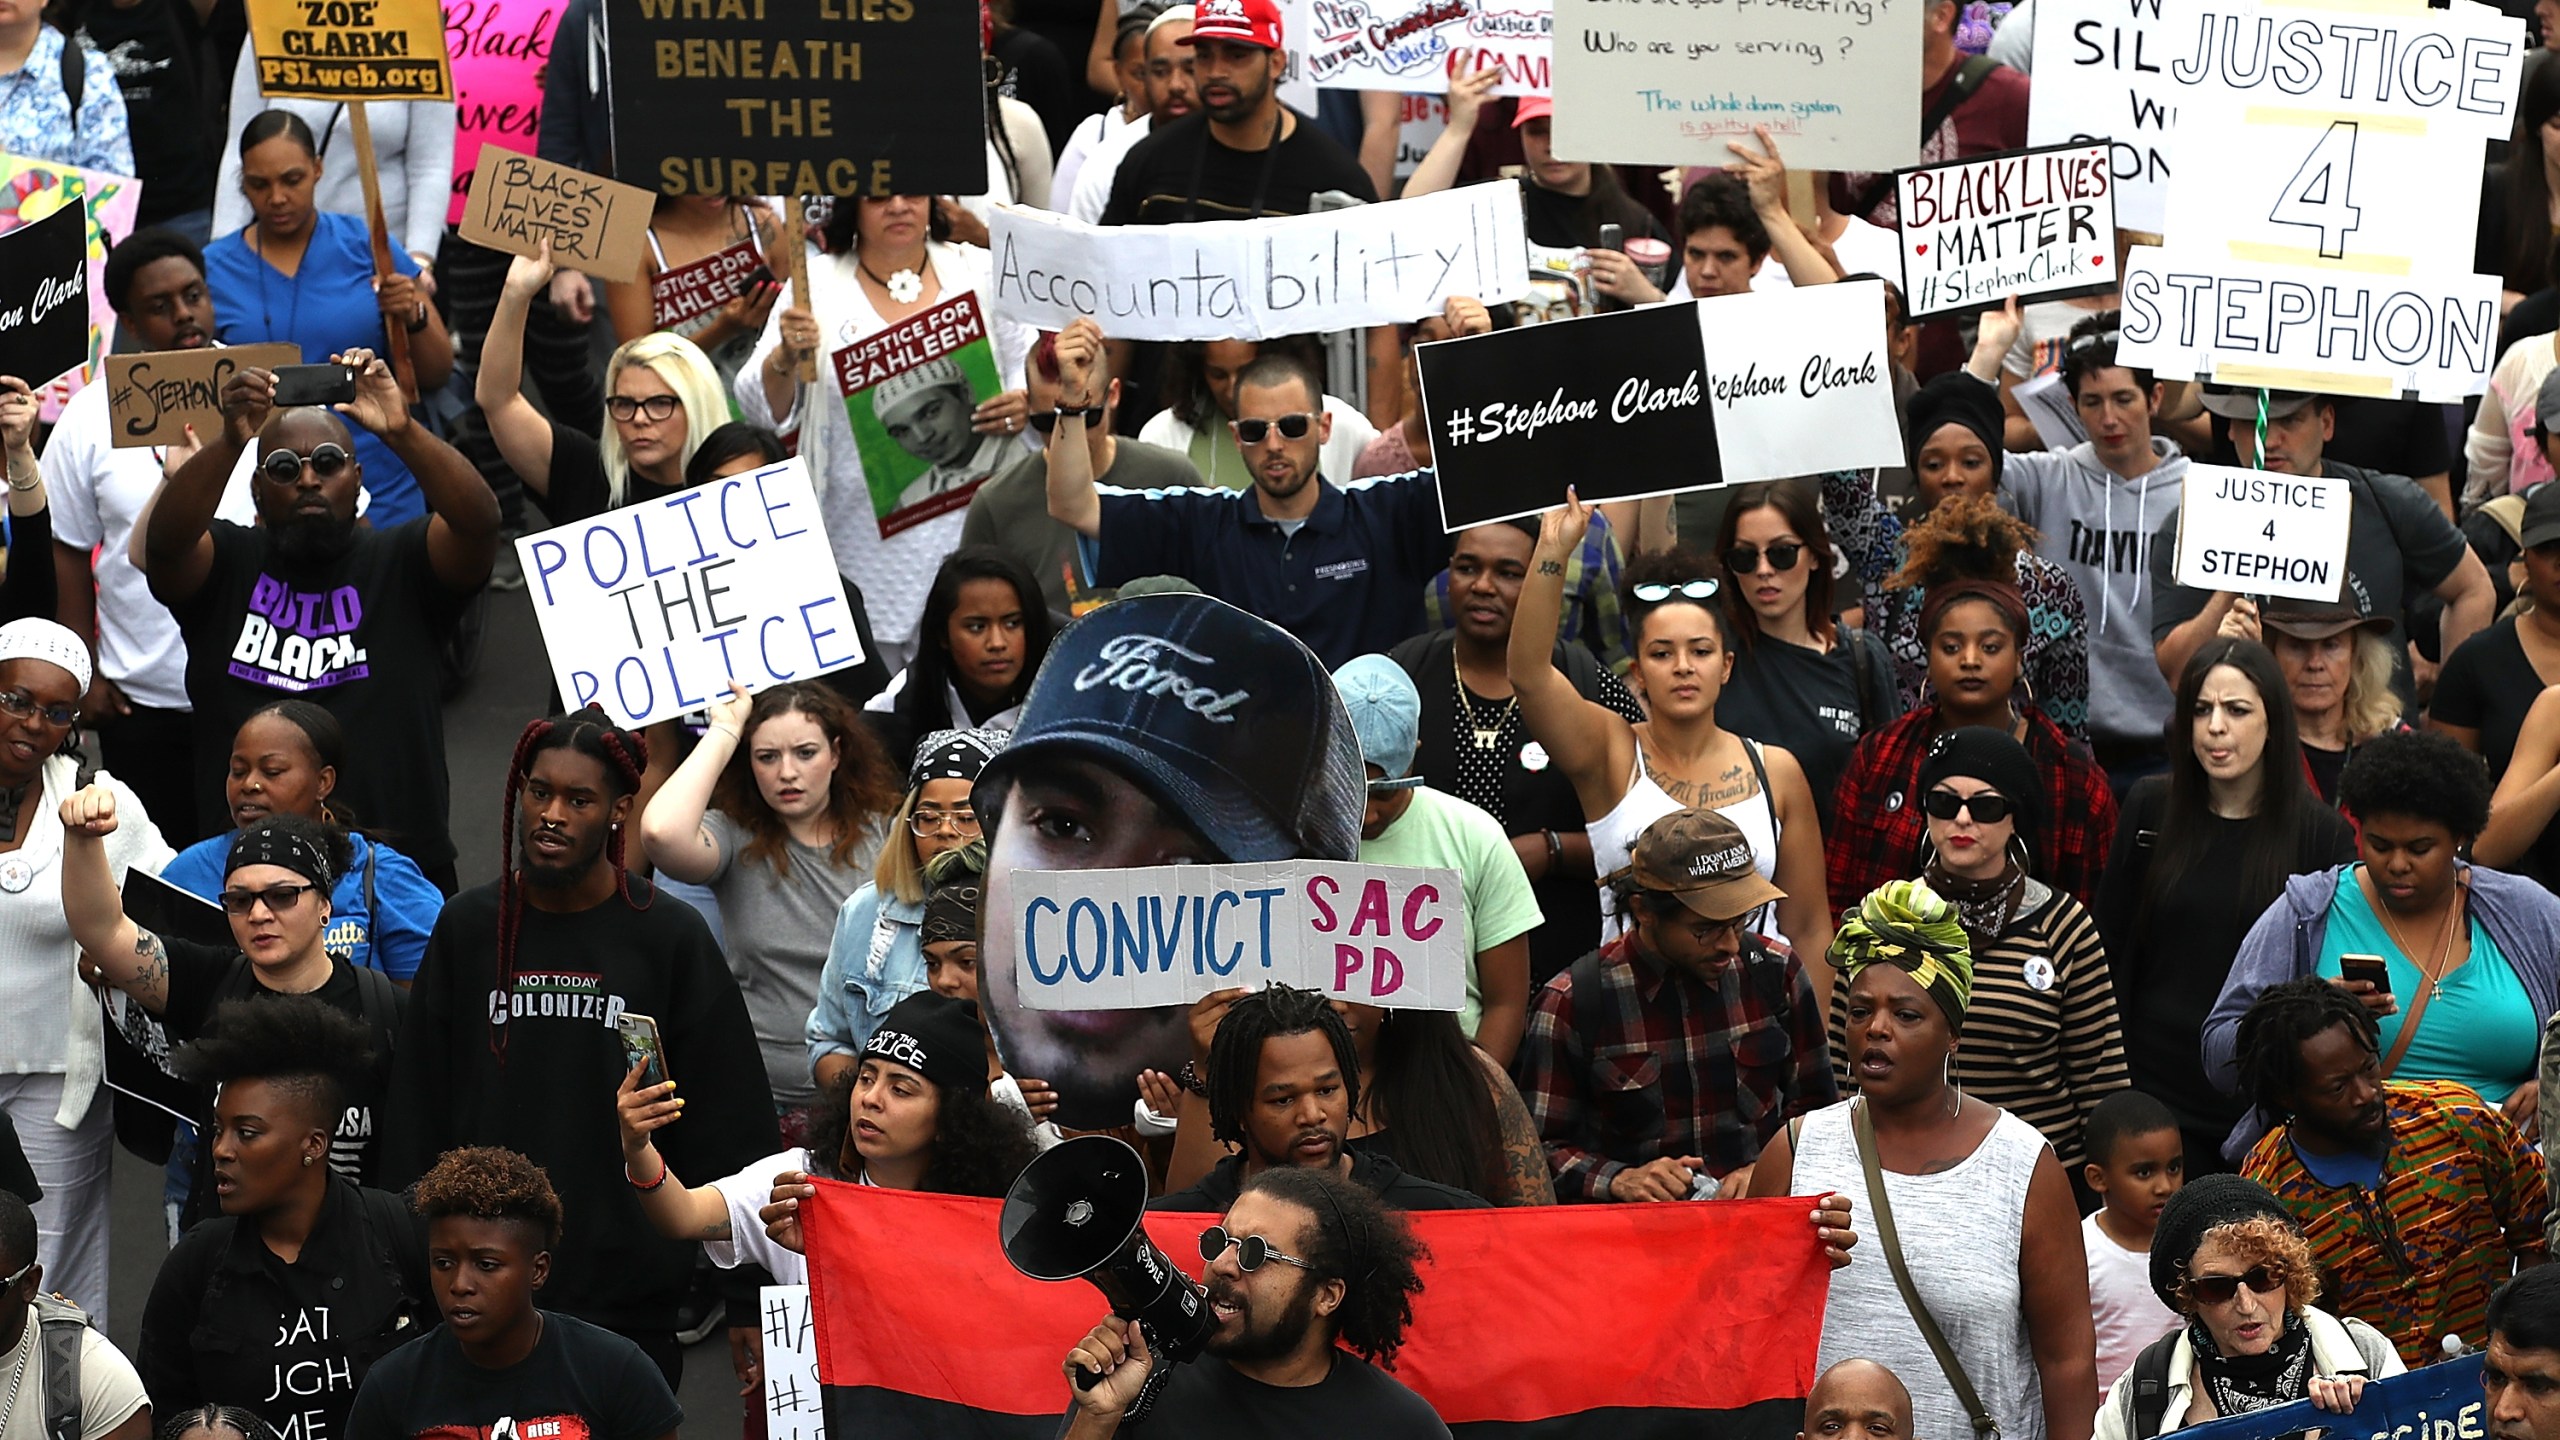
[2315, 866, 2540, 1104]
[204, 211, 425, 524]
[160, 828, 443, 981]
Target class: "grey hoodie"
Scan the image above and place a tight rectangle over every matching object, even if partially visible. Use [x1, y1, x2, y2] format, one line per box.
[1999, 436, 2190, 748]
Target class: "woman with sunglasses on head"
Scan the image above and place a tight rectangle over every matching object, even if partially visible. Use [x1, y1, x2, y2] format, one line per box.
[1712, 481, 1899, 821]
[862, 546, 1056, 774]
[2091, 1175, 2399, 1440]
[1510, 492, 1834, 965]
[805, 728, 1006, 1088]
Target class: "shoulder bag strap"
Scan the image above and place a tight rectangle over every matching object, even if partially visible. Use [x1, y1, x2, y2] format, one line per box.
[1851, 1098, 2000, 1440]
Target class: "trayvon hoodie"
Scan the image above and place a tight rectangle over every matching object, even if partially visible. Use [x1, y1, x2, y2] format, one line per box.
[1999, 434, 2189, 749]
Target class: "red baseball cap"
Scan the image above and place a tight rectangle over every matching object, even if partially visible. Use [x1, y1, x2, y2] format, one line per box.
[1512, 95, 1553, 127]
[1180, 0, 1284, 49]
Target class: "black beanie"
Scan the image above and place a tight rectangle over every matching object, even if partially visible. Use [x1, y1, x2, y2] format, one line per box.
[863, 991, 989, 1096]
[2148, 1174, 2298, 1307]
[1916, 726, 2044, 851]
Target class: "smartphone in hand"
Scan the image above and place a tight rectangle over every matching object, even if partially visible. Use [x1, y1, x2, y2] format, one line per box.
[2339, 953, 2392, 995]
[617, 1012, 671, 1088]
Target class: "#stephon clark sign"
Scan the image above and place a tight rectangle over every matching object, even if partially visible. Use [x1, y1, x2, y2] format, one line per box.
[0, 204, 92, 391]
[2173, 463, 2352, 603]
[1694, 279, 1905, 486]
[248, 0, 453, 100]
[606, 0, 988, 198]
[1011, 862, 1469, 1012]
[516, 456, 866, 728]
[1895, 143, 2118, 318]
[457, 146, 656, 282]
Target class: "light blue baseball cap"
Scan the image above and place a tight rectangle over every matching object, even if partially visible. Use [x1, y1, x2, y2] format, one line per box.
[1331, 654, 1423, 792]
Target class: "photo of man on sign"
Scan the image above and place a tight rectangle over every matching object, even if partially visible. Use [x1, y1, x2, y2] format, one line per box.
[871, 357, 1012, 508]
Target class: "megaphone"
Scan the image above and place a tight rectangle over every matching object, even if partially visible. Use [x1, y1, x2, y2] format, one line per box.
[1001, 1135, 1213, 1417]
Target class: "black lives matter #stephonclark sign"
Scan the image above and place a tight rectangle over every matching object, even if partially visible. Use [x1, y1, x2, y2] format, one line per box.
[606, 0, 988, 198]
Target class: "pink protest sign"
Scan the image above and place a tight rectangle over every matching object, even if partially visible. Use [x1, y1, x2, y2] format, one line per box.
[443, 0, 558, 226]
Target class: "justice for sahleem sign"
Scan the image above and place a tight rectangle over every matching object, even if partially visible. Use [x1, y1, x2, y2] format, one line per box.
[2172, 462, 2352, 602]
[1895, 143, 2118, 318]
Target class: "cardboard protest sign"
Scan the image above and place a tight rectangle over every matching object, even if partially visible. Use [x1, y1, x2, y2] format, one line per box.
[1694, 280, 1906, 484]
[1418, 300, 1719, 529]
[1011, 862, 1469, 1011]
[0, 156, 141, 422]
[457, 146, 654, 281]
[832, 293, 1008, 540]
[1896, 143, 2118, 318]
[2028, 0, 2175, 232]
[2176, 1354, 2481, 1440]
[0, 205, 91, 392]
[988, 182, 1529, 342]
[1547, 0, 1920, 172]
[654, 239, 767, 328]
[1298, 0, 1552, 94]
[104, 345, 300, 448]
[516, 456, 865, 728]
[2173, 463, 2352, 603]
[759, 1287, 821, 1440]
[605, 0, 987, 198]
[248, 0, 452, 100]
[443, 0, 558, 225]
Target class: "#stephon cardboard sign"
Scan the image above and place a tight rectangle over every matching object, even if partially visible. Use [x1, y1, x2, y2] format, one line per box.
[457, 146, 655, 282]
[248, 0, 453, 100]
[105, 344, 300, 448]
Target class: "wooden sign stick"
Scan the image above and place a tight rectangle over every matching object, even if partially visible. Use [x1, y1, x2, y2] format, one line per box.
[784, 196, 816, 385]
[348, 101, 419, 403]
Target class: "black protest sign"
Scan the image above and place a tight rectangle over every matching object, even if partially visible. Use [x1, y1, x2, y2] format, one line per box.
[607, 0, 987, 199]
[1417, 302, 1721, 531]
[0, 205, 92, 390]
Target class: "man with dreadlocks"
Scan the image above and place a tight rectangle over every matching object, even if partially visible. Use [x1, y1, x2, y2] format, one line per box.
[2233, 977, 2547, 1367]
[380, 706, 777, 1385]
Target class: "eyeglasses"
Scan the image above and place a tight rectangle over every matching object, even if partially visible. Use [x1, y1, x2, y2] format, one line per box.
[2183, 1264, 2284, 1305]
[1231, 413, 1315, 445]
[0, 689, 76, 728]
[1199, 1226, 1313, 1273]
[1029, 405, 1105, 435]
[1631, 579, 1719, 603]
[1723, 541, 1804, 574]
[0, 1260, 31, 1289]
[218, 882, 317, 916]
[258, 443, 352, 484]
[607, 395, 682, 423]
[910, 806, 980, 837]
[1921, 789, 2014, 824]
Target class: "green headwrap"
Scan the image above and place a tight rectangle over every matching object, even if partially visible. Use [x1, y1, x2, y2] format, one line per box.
[1827, 879, 1975, 1030]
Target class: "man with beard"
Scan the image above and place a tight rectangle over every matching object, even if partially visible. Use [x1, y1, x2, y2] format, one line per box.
[380, 707, 777, 1385]
[144, 349, 498, 891]
[1149, 984, 1489, 1212]
[1068, 6, 1200, 225]
[2486, 1269, 2560, 1440]
[1060, 1164, 1449, 1437]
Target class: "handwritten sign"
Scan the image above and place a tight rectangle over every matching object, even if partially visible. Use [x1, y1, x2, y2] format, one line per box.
[249, 0, 453, 100]
[516, 456, 865, 728]
[457, 146, 654, 281]
[2177, 1354, 2481, 1440]
[988, 182, 1529, 342]
[105, 345, 300, 448]
[654, 238, 765, 328]
[1896, 143, 2118, 317]
[0, 205, 91, 392]
[2173, 462, 2352, 602]
[760, 1286, 822, 1440]
[2118, 248, 2503, 402]
[833, 293, 1006, 540]
[606, 0, 986, 198]
[1695, 279, 1905, 483]
[1013, 861, 1469, 1012]
[443, 0, 556, 225]
[1298, 0, 1553, 94]
[1547, 0, 1920, 171]
[2028, 0, 2175, 232]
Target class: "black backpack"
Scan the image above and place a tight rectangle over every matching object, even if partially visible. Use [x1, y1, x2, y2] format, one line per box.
[31, 1292, 88, 1440]
[2125, 1331, 2181, 1440]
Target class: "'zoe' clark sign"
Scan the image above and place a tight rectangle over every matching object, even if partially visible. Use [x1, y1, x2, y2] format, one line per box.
[1895, 143, 2118, 318]
[515, 457, 865, 728]
[1012, 862, 1469, 1012]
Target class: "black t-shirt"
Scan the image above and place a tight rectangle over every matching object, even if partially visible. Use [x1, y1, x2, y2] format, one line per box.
[2205, 399, 2452, 482]
[346, 1313, 682, 1440]
[1055, 1352, 1451, 1439]
[1716, 631, 1899, 833]
[2433, 618, 2548, 779]
[78, 0, 214, 221]
[1101, 109, 1379, 225]
[168, 520, 468, 870]
[1519, 179, 1665, 254]
[2302, 741, 2349, 807]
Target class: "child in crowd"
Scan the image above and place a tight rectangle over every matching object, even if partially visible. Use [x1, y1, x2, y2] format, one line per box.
[2081, 1090, 2187, 1398]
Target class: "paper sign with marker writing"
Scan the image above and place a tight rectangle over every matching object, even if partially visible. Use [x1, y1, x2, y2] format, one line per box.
[987, 182, 1528, 342]
[1012, 862, 1468, 1012]
[249, 0, 452, 100]
[457, 147, 654, 281]
[1547, 0, 1919, 172]
[2027, 0, 2176, 232]
[1896, 143, 2118, 317]
[2117, 245, 2503, 400]
[516, 456, 864, 729]
[1296, 0, 1553, 94]
[443, 0, 557, 225]
[105, 345, 299, 448]
[1694, 280, 1905, 483]
[760, 1286, 821, 1440]
[2173, 463, 2352, 602]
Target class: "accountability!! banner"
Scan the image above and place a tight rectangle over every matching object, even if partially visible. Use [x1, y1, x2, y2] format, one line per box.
[805, 1183, 1827, 1438]
[834, 293, 1009, 540]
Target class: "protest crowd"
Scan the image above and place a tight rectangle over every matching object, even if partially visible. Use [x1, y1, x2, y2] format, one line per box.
[16, 0, 2560, 1435]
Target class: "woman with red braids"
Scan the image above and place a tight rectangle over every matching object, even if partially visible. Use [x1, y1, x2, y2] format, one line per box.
[379, 706, 779, 1386]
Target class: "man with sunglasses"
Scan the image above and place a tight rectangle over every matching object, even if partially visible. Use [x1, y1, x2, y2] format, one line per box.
[1062, 1165, 1448, 1438]
[0, 1191, 151, 1440]
[144, 347, 501, 894]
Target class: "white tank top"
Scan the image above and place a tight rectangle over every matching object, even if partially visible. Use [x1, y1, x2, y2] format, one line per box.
[1587, 736, 1784, 944]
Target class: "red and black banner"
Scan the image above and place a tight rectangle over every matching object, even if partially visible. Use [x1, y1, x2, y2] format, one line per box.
[804, 1183, 1827, 1438]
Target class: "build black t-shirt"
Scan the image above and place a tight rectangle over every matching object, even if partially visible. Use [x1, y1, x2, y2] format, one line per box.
[1101, 109, 1378, 225]
[346, 1313, 682, 1440]
[1053, 1353, 1452, 1439]
[79, 0, 214, 222]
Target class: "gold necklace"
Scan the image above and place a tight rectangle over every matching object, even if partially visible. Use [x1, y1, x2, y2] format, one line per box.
[1453, 649, 1516, 752]
[2373, 874, 2464, 1000]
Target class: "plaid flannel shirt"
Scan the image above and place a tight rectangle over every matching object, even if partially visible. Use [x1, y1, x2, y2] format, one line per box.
[1826, 703, 2118, 919]
[1423, 508, 1631, 673]
[1518, 932, 1837, 1201]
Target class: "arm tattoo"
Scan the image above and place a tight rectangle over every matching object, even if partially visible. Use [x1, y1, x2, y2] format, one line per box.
[127, 928, 169, 998]
[1537, 560, 1565, 576]
[699, 1216, 734, 1240]
[1486, 1059, 1559, 1205]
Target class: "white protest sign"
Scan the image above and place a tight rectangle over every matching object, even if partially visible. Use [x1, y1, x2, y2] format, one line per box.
[516, 457, 865, 729]
[987, 183, 1527, 342]
[1548, 0, 1921, 172]
[1296, 0, 1552, 93]
[1695, 280, 1906, 484]
[760, 1285, 823, 1440]
[1012, 862, 1468, 1012]
[1896, 143, 2118, 317]
[2174, 463, 2352, 601]
[2028, 0, 2177, 232]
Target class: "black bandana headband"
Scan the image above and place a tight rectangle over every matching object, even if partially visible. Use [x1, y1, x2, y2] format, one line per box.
[227, 820, 334, 891]
[908, 726, 1007, 790]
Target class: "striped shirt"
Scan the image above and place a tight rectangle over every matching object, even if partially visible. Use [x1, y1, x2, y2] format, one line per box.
[1828, 881, 2129, 1167]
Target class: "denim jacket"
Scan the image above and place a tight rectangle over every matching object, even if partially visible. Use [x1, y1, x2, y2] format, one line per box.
[806, 882, 926, 1068]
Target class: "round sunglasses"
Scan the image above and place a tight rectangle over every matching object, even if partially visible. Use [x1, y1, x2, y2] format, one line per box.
[1199, 1225, 1312, 1273]
[257, 442, 353, 485]
[1631, 579, 1719, 603]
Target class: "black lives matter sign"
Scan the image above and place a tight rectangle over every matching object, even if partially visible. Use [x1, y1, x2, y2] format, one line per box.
[248, 0, 453, 100]
[607, 0, 987, 199]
